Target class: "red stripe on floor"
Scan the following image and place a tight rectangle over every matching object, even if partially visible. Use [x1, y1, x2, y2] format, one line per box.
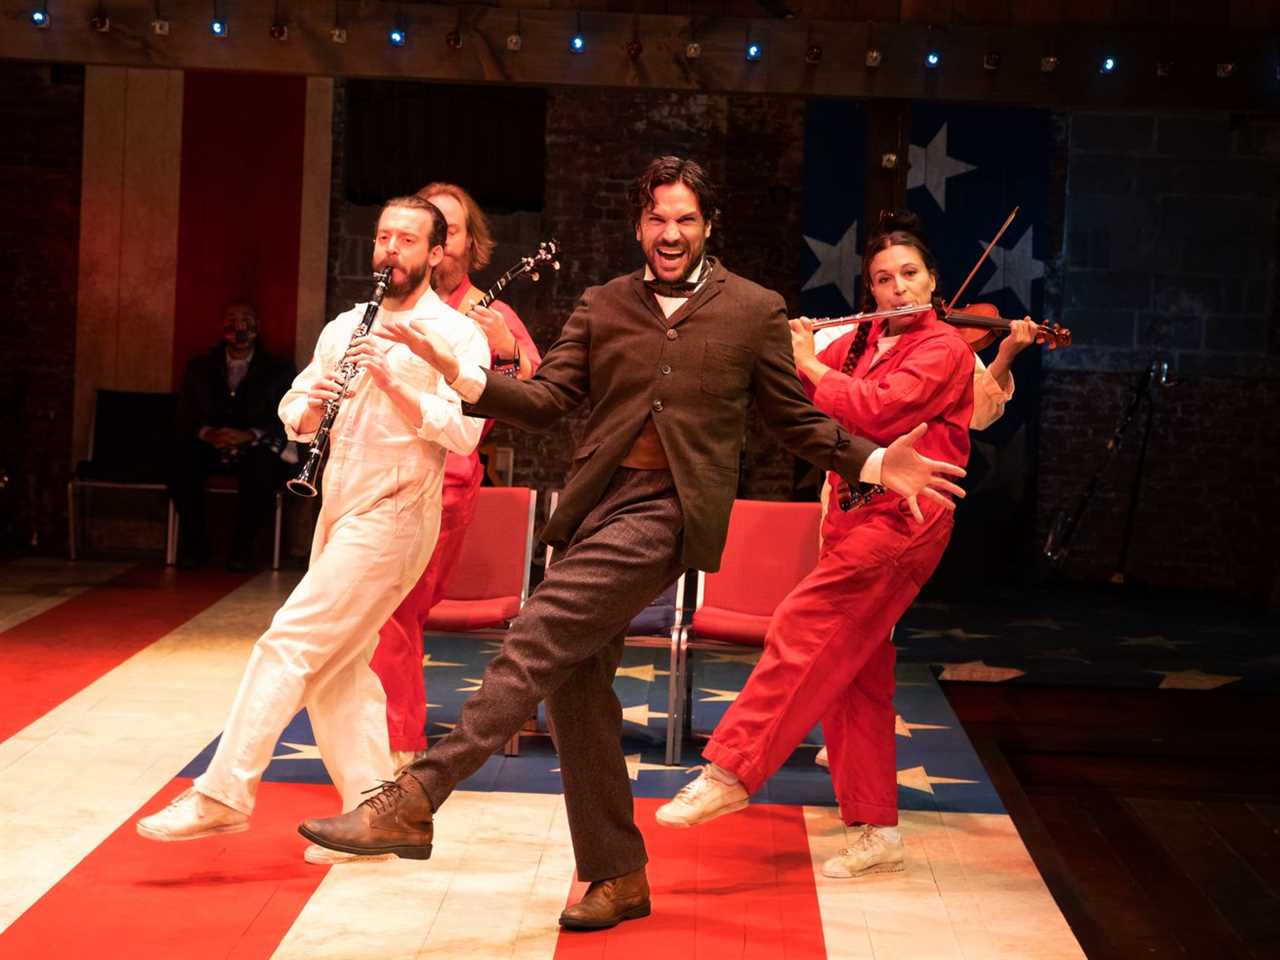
[0, 565, 251, 742]
[555, 798, 827, 959]
[0, 778, 339, 959]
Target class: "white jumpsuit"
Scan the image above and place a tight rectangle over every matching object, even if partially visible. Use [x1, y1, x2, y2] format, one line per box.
[195, 290, 489, 816]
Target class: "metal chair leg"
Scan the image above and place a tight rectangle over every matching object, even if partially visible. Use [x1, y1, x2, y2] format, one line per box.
[272, 492, 283, 570]
[66, 482, 77, 560]
[166, 500, 178, 566]
[664, 625, 683, 765]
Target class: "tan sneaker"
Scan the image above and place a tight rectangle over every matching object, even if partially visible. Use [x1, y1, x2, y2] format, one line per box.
[815, 746, 830, 769]
[821, 824, 905, 878]
[136, 787, 248, 842]
[655, 767, 748, 828]
[303, 843, 395, 865]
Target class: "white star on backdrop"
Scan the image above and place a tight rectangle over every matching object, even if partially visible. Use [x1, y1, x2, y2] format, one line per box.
[976, 226, 1044, 313]
[907, 124, 978, 211]
[802, 220, 860, 308]
[1119, 635, 1195, 651]
[622, 703, 668, 727]
[1151, 669, 1241, 690]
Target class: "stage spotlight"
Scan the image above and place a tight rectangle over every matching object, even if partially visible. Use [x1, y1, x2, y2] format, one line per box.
[569, 32, 585, 53]
[211, 18, 227, 38]
[805, 44, 822, 65]
[270, 23, 288, 41]
[152, 18, 169, 35]
[626, 37, 643, 59]
[1216, 62, 1235, 78]
[746, 41, 762, 62]
[389, 27, 406, 46]
[865, 48, 882, 67]
[446, 29, 462, 50]
[925, 50, 941, 68]
[685, 41, 702, 59]
[506, 31, 522, 51]
[90, 14, 110, 32]
[31, 9, 50, 28]
[1100, 55, 1117, 74]
[1040, 55, 1059, 73]
[983, 51, 1001, 71]
[330, 27, 347, 44]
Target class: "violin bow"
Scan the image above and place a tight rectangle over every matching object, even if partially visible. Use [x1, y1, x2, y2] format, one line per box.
[945, 206, 1020, 312]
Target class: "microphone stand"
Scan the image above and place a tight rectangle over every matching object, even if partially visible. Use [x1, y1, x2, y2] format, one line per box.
[1044, 359, 1176, 578]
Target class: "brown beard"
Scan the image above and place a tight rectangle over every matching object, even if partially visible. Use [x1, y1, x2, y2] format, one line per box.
[382, 261, 429, 298]
[431, 255, 467, 298]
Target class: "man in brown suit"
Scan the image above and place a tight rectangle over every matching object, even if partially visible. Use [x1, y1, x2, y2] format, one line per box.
[299, 157, 964, 930]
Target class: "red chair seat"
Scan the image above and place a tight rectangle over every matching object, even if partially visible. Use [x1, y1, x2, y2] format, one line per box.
[425, 596, 521, 632]
[690, 606, 770, 646]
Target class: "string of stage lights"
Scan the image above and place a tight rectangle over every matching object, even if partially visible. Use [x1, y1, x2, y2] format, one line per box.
[21, 4, 1264, 82]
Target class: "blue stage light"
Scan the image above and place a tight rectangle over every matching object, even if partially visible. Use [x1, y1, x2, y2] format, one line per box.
[31, 9, 49, 27]
[389, 27, 406, 46]
[1100, 55, 1117, 74]
[569, 33, 585, 53]
[925, 50, 941, 68]
[746, 41, 762, 61]
[211, 18, 227, 37]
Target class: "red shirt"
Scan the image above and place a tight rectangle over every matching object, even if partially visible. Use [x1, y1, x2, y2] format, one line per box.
[441, 279, 541, 490]
[811, 310, 974, 508]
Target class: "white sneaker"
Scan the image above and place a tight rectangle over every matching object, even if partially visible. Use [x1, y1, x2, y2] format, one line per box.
[303, 843, 396, 865]
[136, 787, 249, 842]
[815, 746, 829, 769]
[655, 767, 749, 828]
[821, 824, 905, 878]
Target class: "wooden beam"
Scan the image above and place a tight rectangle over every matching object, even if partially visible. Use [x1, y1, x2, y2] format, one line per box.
[2, 0, 1277, 110]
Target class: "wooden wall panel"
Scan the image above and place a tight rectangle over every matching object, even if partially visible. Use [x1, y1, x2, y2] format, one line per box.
[73, 66, 183, 461]
[295, 77, 333, 372]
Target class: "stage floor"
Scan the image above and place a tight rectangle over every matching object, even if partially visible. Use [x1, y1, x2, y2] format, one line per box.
[0, 559, 1084, 959]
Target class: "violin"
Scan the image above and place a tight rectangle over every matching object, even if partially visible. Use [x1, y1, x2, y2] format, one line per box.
[807, 302, 1072, 352]
[941, 302, 1072, 351]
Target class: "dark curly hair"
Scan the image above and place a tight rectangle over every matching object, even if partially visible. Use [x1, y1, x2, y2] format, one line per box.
[626, 156, 719, 229]
[846, 210, 941, 364]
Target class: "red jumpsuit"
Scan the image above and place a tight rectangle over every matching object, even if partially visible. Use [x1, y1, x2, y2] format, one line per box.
[370, 279, 541, 752]
[703, 311, 973, 826]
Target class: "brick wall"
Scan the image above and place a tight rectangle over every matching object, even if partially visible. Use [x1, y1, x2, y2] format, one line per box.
[1040, 112, 1280, 601]
[0, 63, 83, 554]
[325, 83, 807, 513]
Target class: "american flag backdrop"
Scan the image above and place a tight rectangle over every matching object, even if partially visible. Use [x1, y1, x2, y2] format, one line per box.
[799, 100, 1054, 586]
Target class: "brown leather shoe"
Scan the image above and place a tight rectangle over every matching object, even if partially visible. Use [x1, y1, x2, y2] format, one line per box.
[297, 773, 434, 860]
[558, 867, 651, 931]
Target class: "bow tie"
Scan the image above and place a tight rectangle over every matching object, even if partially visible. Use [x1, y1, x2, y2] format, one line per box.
[644, 278, 701, 299]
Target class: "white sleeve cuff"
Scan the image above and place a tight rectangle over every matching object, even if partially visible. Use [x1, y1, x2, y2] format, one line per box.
[859, 447, 885, 485]
[449, 364, 487, 404]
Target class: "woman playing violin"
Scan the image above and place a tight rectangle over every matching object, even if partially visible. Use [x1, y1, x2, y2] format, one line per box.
[655, 213, 988, 879]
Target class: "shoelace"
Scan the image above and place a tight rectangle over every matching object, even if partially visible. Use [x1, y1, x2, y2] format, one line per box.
[837, 824, 879, 856]
[359, 779, 405, 815]
[674, 766, 718, 802]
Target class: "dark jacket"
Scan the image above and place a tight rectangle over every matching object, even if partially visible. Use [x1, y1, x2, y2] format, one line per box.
[465, 261, 873, 572]
[176, 344, 295, 448]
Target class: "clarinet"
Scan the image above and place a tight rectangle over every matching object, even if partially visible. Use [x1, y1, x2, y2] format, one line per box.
[287, 267, 392, 498]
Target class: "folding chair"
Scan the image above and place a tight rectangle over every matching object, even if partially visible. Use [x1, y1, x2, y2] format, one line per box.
[422, 486, 537, 754]
[667, 499, 822, 763]
[67, 389, 178, 561]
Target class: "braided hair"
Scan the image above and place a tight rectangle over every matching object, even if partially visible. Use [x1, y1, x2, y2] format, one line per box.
[845, 211, 942, 366]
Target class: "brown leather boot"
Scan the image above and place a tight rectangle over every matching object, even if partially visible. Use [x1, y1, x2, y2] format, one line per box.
[297, 772, 434, 860]
[558, 867, 651, 931]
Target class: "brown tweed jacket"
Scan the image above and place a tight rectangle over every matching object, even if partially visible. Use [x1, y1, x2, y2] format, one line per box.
[465, 259, 874, 572]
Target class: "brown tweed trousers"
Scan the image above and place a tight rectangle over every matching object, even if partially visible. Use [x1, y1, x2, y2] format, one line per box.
[405, 261, 873, 881]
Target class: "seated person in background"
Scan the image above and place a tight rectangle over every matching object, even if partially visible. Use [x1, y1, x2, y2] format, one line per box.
[169, 300, 295, 570]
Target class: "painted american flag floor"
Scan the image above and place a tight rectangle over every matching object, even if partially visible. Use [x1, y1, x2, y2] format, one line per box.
[0, 558, 1083, 959]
